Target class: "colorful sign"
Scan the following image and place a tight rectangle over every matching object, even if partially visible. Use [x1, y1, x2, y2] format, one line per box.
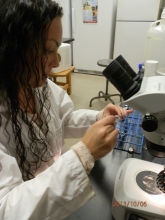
[82, 0, 98, 23]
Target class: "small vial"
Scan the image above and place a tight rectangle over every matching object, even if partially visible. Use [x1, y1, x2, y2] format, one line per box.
[115, 115, 122, 131]
[127, 147, 134, 158]
[115, 115, 121, 123]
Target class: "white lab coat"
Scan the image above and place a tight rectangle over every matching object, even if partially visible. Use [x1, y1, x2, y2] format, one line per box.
[0, 79, 98, 220]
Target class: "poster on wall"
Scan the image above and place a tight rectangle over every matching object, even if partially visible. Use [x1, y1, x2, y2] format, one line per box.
[82, 0, 98, 23]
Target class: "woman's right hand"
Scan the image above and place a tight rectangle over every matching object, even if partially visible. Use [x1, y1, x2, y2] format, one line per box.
[81, 116, 118, 161]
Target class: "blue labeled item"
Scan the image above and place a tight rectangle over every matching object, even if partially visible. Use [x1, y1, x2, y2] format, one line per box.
[138, 62, 143, 70]
[115, 104, 145, 154]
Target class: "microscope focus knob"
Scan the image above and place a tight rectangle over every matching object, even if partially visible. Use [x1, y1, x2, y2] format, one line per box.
[142, 115, 158, 132]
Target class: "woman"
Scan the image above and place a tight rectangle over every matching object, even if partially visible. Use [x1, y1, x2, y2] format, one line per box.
[0, 0, 133, 219]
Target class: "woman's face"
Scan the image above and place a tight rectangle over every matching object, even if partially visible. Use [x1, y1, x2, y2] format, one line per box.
[44, 16, 62, 80]
[29, 16, 62, 87]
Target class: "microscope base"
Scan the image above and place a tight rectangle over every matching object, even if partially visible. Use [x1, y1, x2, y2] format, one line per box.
[112, 158, 165, 220]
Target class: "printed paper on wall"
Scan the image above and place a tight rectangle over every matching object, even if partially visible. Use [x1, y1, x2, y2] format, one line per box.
[82, 0, 98, 23]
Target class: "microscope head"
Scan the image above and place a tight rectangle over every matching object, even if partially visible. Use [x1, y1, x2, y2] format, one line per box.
[102, 55, 165, 158]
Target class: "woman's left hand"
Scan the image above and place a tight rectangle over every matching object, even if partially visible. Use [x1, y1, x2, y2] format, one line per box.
[103, 103, 133, 120]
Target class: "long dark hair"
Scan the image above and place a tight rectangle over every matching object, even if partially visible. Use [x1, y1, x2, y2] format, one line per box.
[0, 0, 63, 180]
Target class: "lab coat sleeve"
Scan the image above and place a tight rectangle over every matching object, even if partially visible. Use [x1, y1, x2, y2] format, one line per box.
[63, 108, 99, 138]
[49, 80, 99, 139]
[0, 144, 95, 220]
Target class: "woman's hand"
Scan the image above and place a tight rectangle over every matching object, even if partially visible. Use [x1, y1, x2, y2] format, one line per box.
[81, 116, 118, 161]
[103, 103, 133, 119]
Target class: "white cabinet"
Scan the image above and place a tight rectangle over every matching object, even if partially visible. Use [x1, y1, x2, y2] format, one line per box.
[113, 0, 164, 72]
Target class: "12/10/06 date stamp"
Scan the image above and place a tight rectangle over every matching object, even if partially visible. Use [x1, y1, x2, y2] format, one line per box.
[113, 201, 147, 207]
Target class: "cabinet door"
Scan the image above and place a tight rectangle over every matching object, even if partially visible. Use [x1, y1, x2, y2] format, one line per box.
[116, 0, 162, 21]
[113, 21, 151, 72]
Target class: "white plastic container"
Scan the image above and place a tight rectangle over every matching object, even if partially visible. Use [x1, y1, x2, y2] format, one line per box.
[144, 9, 165, 69]
[144, 60, 158, 77]
[51, 43, 71, 73]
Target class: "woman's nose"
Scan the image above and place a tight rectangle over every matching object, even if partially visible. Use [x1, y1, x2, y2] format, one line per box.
[51, 53, 60, 68]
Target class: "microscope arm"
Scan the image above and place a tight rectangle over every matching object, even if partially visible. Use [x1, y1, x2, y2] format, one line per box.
[122, 76, 165, 115]
[122, 76, 165, 156]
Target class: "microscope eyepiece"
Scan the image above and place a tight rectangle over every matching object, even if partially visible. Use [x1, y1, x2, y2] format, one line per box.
[102, 58, 140, 100]
[116, 55, 141, 82]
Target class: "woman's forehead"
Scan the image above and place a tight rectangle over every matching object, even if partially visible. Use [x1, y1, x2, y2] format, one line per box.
[47, 17, 62, 46]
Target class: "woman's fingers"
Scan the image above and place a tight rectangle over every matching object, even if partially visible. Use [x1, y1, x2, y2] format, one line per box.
[103, 103, 134, 119]
[99, 115, 116, 126]
[82, 116, 119, 161]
